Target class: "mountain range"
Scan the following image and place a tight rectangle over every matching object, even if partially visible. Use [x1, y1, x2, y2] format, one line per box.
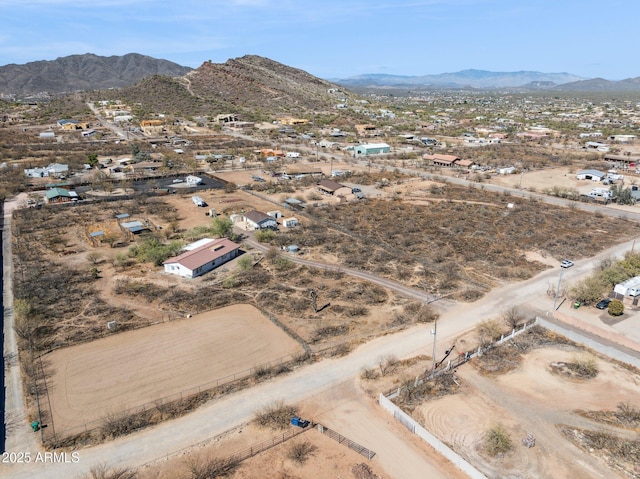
[332, 70, 586, 89]
[0, 53, 192, 96]
[1, 53, 640, 99]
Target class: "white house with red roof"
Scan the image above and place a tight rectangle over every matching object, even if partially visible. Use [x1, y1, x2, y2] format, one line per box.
[163, 238, 240, 278]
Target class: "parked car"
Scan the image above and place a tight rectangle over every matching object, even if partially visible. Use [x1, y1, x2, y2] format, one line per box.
[172, 178, 183, 183]
[596, 298, 612, 310]
[352, 187, 362, 193]
[560, 259, 574, 268]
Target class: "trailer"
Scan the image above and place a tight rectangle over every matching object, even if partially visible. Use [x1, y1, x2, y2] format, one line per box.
[192, 195, 206, 207]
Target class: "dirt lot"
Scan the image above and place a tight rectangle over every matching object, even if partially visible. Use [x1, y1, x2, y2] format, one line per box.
[45, 304, 303, 435]
[415, 345, 640, 478]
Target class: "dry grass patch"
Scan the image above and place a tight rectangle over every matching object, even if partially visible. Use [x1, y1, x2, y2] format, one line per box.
[559, 425, 640, 478]
[254, 401, 299, 431]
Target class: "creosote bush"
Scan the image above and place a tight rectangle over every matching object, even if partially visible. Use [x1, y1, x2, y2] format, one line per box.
[287, 440, 317, 464]
[485, 424, 513, 457]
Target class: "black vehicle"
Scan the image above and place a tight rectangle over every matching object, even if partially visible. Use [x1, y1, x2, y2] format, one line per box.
[596, 298, 612, 310]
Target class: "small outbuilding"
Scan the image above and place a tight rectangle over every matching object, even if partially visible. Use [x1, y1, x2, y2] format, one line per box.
[282, 217, 299, 228]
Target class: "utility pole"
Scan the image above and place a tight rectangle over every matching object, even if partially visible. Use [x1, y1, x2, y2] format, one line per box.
[553, 268, 565, 311]
[431, 316, 437, 373]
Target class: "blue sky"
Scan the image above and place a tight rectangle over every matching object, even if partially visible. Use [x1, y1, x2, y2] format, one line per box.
[1, 0, 638, 80]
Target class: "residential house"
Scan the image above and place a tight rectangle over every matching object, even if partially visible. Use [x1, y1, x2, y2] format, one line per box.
[163, 238, 240, 279]
[455, 159, 475, 169]
[46, 187, 77, 203]
[423, 154, 460, 167]
[355, 124, 380, 137]
[244, 210, 278, 230]
[24, 163, 69, 178]
[317, 179, 352, 197]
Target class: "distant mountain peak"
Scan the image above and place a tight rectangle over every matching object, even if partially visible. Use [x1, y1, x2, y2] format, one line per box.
[0, 53, 193, 96]
[334, 69, 587, 89]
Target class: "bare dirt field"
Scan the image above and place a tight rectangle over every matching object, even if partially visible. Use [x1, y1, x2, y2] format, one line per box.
[415, 345, 640, 478]
[136, 380, 466, 479]
[45, 304, 303, 435]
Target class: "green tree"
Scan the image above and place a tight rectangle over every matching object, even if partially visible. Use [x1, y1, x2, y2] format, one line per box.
[86, 153, 99, 167]
[237, 254, 254, 271]
[608, 299, 624, 316]
[255, 229, 276, 242]
[211, 217, 233, 238]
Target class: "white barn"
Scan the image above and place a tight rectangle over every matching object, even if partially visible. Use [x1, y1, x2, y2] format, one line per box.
[576, 169, 606, 181]
[163, 238, 240, 279]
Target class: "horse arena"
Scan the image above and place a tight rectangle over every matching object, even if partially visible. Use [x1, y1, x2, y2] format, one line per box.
[44, 304, 303, 434]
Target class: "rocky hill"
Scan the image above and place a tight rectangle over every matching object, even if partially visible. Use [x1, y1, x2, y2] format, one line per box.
[553, 76, 640, 91]
[0, 53, 192, 97]
[104, 55, 351, 118]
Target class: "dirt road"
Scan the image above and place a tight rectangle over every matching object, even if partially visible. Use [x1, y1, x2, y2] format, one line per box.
[6, 233, 640, 479]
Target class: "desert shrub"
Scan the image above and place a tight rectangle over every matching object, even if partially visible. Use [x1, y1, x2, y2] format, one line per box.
[236, 254, 254, 271]
[184, 456, 239, 479]
[352, 463, 382, 479]
[476, 319, 504, 347]
[128, 235, 184, 266]
[254, 400, 298, 430]
[360, 367, 379, 380]
[255, 229, 276, 242]
[100, 410, 152, 439]
[83, 463, 137, 479]
[568, 354, 599, 378]
[608, 299, 624, 316]
[485, 424, 513, 456]
[503, 306, 524, 328]
[312, 324, 349, 342]
[113, 279, 165, 300]
[615, 402, 640, 426]
[377, 354, 399, 376]
[346, 305, 369, 317]
[273, 255, 294, 271]
[287, 440, 317, 464]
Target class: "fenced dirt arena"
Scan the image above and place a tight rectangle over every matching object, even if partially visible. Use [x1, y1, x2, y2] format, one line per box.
[45, 304, 303, 434]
